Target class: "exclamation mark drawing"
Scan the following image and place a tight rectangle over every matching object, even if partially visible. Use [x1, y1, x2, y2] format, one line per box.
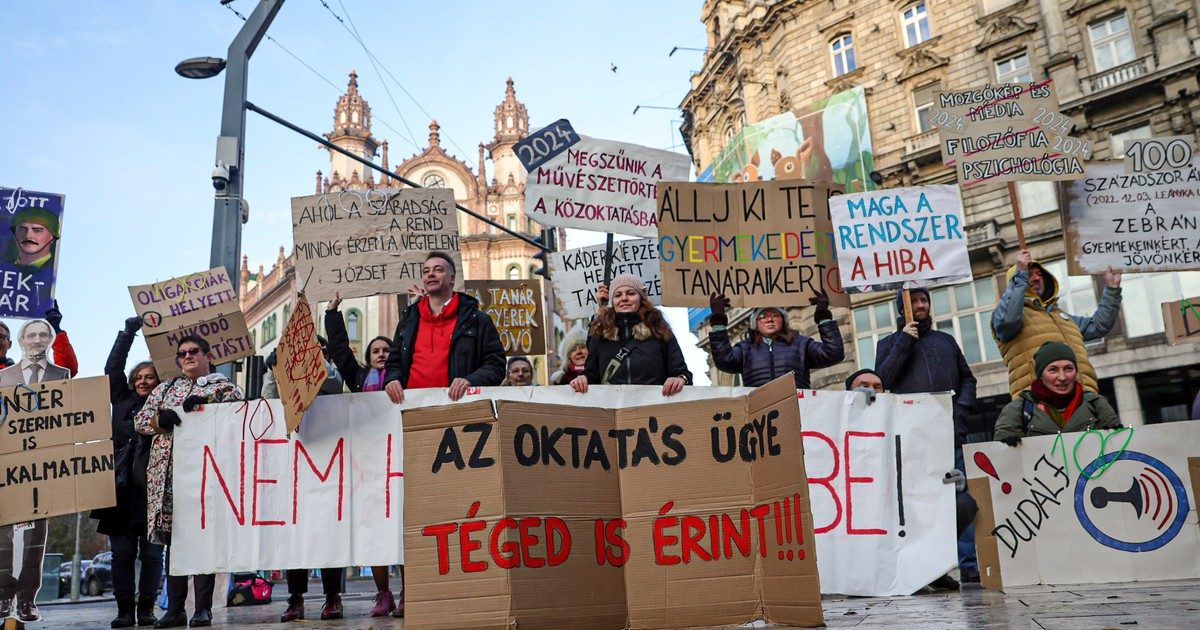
[782, 497, 794, 560]
[793, 493, 806, 560]
[33, 488, 39, 512]
[895, 435, 906, 538]
[973, 451, 1011, 494]
[774, 501, 785, 559]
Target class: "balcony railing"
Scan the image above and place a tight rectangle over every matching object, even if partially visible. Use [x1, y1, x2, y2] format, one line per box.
[1083, 55, 1155, 95]
[904, 128, 940, 156]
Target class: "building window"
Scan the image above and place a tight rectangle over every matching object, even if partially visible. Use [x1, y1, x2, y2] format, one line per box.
[831, 34, 857, 77]
[913, 80, 941, 133]
[507, 214, 517, 231]
[724, 126, 736, 141]
[1016, 181, 1058, 218]
[346, 309, 362, 342]
[262, 314, 277, 343]
[282, 303, 290, 326]
[251, 329, 257, 350]
[1110, 124, 1153, 158]
[852, 300, 899, 368]
[995, 52, 1033, 83]
[1089, 12, 1135, 72]
[1120, 272, 1200, 337]
[929, 277, 1003, 365]
[507, 264, 521, 280]
[901, 2, 931, 48]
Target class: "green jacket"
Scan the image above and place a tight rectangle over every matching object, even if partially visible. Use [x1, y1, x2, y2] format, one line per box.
[993, 390, 1121, 441]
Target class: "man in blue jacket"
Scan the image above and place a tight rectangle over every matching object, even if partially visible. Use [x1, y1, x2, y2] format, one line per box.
[875, 287, 979, 585]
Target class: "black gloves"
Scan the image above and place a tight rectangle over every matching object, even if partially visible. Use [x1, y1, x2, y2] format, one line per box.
[158, 409, 182, 432]
[1000, 436, 1022, 447]
[44, 300, 63, 333]
[810, 290, 833, 324]
[708, 292, 730, 326]
[182, 395, 208, 413]
[123, 316, 142, 335]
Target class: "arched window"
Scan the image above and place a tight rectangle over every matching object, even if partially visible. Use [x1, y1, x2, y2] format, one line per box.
[901, 2, 931, 48]
[346, 309, 362, 342]
[831, 34, 857, 77]
[351, 110, 359, 123]
[507, 264, 521, 280]
[282, 303, 290, 326]
[507, 214, 518, 230]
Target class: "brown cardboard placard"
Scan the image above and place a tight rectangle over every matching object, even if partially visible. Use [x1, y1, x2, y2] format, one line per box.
[144, 310, 254, 379]
[0, 375, 112, 456]
[0, 439, 115, 527]
[656, 180, 848, 308]
[273, 293, 326, 433]
[967, 476, 1003, 590]
[128, 266, 238, 333]
[291, 187, 462, 303]
[1162, 296, 1200, 346]
[464, 280, 546, 356]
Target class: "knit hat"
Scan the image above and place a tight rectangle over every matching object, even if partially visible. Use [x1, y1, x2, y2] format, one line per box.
[845, 368, 881, 391]
[10, 207, 60, 237]
[609, 273, 644, 296]
[893, 287, 931, 316]
[1034, 341, 1076, 376]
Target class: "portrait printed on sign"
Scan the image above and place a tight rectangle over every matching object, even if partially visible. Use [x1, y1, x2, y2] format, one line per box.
[0, 187, 65, 318]
[0, 317, 69, 622]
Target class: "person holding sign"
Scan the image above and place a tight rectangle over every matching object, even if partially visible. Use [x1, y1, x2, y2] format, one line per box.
[569, 274, 692, 395]
[993, 342, 1121, 444]
[991, 250, 1122, 399]
[549, 327, 588, 385]
[707, 290, 844, 388]
[383, 252, 507, 403]
[134, 335, 243, 629]
[91, 316, 164, 628]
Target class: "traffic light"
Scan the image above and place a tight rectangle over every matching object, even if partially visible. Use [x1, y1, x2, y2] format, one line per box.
[533, 228, 554, 279]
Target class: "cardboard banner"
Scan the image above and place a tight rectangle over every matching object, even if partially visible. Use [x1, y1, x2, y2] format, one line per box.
[965, 422, 1200, 588]
[129, 266, 253, 379]
[291, 187, 461, 302]
[463, 280, 545, 355]
[0, 186, 64, 318]
[170, 386, 956, 599]
[273, 294, 326, 433]
[1063, 159, 1200, 274]
[656, 180, 849, 308]
[1161, 296, 1200, 346]
[404, 376, 822, 629]
[829, 185, 971, 292]
[524, 136, 692, 238]
[0, 376, 115, 526]
[934, 81, 1066, 129]
[549, 237, 660, 319]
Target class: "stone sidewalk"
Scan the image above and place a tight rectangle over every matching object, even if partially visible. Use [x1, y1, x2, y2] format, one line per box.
[24, 578, 1200, 628]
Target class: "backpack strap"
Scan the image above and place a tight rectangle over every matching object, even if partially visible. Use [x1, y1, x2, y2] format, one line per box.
[1021, 397, 1036, 433]
[601, 341, 637, 385]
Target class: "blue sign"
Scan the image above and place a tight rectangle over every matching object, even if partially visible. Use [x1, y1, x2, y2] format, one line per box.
[514, 119, 579, 172]
[0, 187, 64, 319]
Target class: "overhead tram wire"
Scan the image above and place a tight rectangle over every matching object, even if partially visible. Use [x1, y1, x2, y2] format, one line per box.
[317, 0, 474, 161]
[223, 2, 424, 154]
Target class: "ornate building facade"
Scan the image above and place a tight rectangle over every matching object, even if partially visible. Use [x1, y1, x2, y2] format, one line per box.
[239, 72, 557, 387]
[681, 0, 1200, 431]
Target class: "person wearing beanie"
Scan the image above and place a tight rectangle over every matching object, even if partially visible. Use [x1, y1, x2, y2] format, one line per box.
[993, 341, 1120, 445]
[991, 249, 1122, 399]
[570, 275, 691, 396]
[707, 290, 844, 389]
[844, 368, 883, 393]
[876, 287, 980, 586]
[7, 206, 59, 269]
[550, 326, 588, 385]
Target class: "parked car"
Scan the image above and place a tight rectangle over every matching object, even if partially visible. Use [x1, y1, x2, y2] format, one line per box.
[82, 552, 114, 596]
[57, 560, 91, 598]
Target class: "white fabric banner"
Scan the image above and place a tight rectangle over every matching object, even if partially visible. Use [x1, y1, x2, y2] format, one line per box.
[965, 422, 1200, 588]
[523, 136, 691, 238]
[172, 387, 957, 597]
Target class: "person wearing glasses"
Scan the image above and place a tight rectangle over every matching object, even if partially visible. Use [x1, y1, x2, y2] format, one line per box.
[134, 335, 243, 628]
[0, 319, 69, 385]
[707, 291, 844, 389]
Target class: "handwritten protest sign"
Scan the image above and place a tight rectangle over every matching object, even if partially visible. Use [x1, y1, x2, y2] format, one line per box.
[463, 280, 544, 355]
[1123, 135, 1194, 173]
[829, 185, 971, 292]
[170, 386, 955, 598]
[0, 376, 115, 526]
[1162, 296, 1200, 345]
[274, 294, 326, 433]
[656, 180, 848, 308]
[129, 267, 253, 379]
[549, 237, 660, 319]
[966, 422, 1200, 588]
[524, 136, 692, 238]
[0, 186, 64, 318]
[291, 188, 461, 302]
[1062, 159, 1200, 274]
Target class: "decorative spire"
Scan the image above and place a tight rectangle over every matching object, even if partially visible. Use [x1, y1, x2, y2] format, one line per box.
[493, 77, 529, 146]
[380, 141, 390, 186]
[477, 143, 487, 190]
[347, 69, 359, 96]
[315, 170, 323, 194]
[428, 120, 441, 148]
[331, 69, 374, 138]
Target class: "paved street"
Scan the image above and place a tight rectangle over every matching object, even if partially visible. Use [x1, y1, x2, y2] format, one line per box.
[26, 577, 1200, 628]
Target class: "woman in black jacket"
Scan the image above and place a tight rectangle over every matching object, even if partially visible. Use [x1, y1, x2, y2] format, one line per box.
[92, 317, 163, 628]
[570, 274, 692, 395]
[323, 294, 405, 619]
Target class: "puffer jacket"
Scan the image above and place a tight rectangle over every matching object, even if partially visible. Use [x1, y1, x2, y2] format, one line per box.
[584, 312, 692, 386]
[993, 389, 1121, 441]
[710, 319, 844, 388]
[384, 292, 506, 388]
[991, 261, 1121, 398]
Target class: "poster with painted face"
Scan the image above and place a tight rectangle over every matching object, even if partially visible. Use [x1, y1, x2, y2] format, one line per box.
[0, 187, 64, 319]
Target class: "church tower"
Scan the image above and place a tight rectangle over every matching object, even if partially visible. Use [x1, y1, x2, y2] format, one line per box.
[322, 70, 380, 191]
[488, 78, 528, 188]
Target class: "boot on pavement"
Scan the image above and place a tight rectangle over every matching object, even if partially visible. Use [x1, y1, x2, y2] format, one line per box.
[370, 590, 396, 617]
[136, 594, 159, 626]
[153, 608, 187, 628]
[390, 590, 405, 618]
[280, 595, 305, 622]
[320, 594, 343, 620]
[112, 596, 137, 628]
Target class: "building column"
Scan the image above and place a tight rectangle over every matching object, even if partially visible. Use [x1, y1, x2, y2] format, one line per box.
[1112, 375, 1145, 427]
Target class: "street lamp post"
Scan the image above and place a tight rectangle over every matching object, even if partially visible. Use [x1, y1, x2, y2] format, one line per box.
[178, 0, 284, 380]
